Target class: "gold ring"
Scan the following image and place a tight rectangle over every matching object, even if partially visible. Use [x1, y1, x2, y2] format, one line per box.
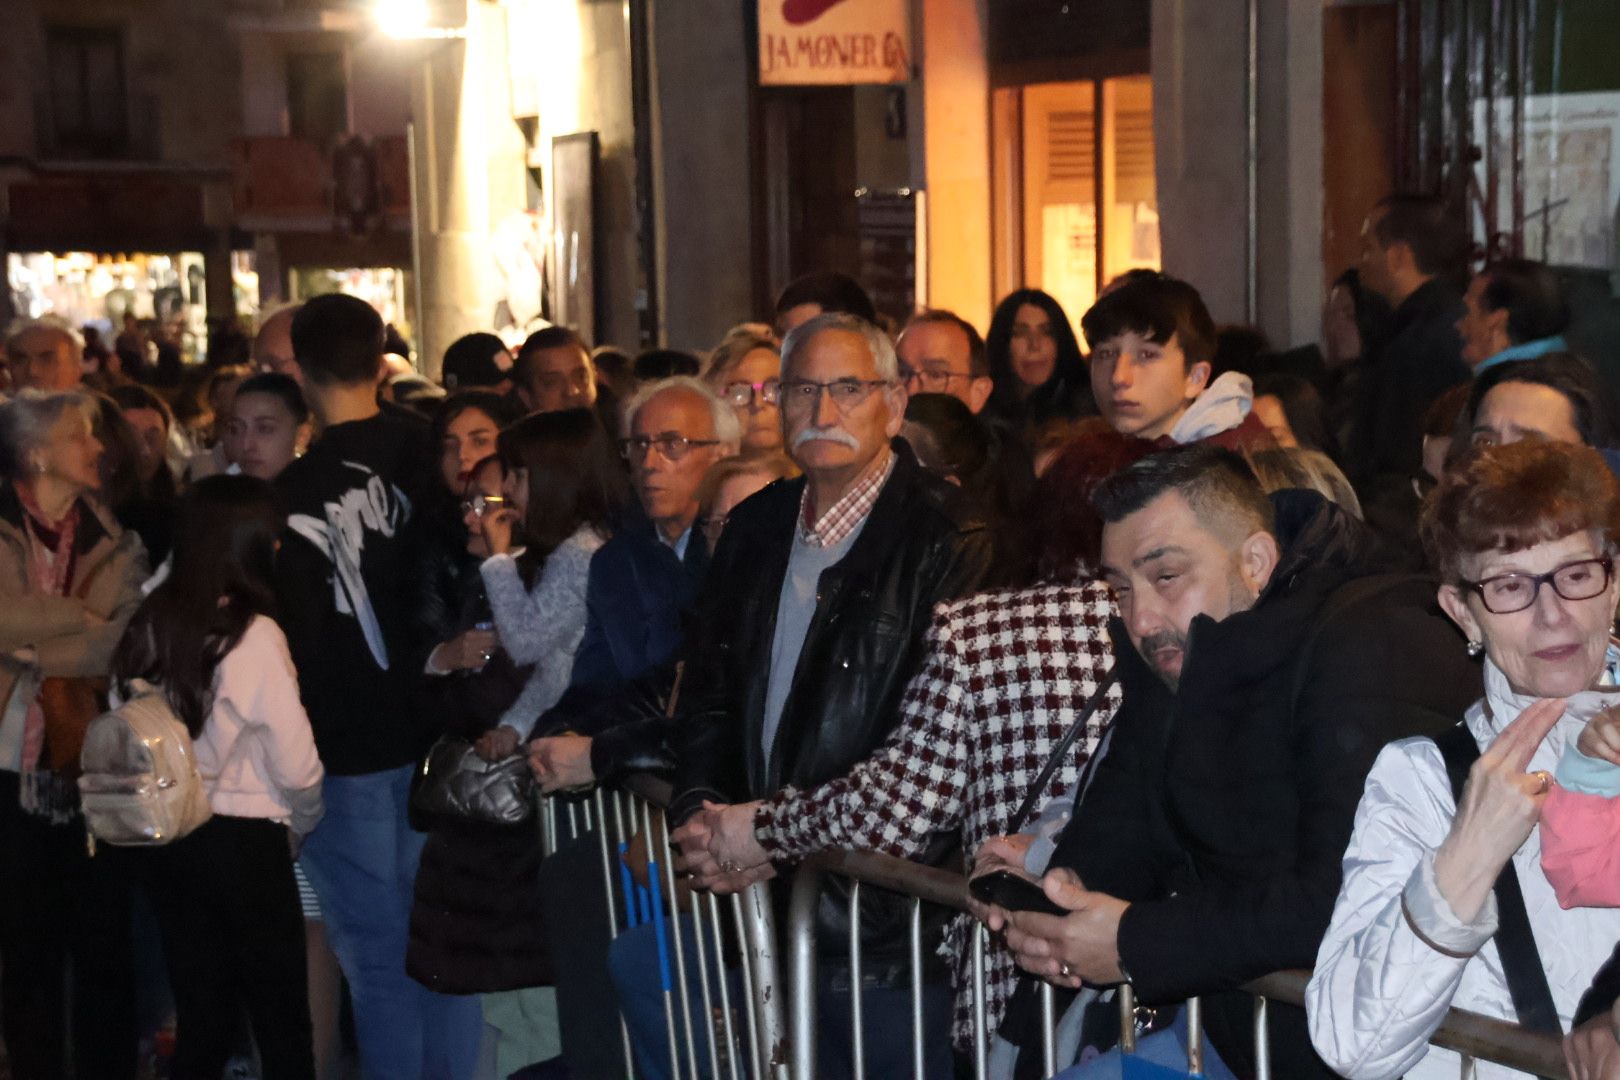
[1059, 962, 1072, 978]
[1533, 770, 1553, 794]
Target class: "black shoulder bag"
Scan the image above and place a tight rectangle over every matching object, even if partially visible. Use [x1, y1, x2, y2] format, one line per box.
[1432, 722, 1563, 1035]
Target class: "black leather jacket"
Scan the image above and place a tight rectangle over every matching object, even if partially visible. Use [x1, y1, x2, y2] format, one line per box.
[670, 441, 993, 968]
[671, 441, 992, 819]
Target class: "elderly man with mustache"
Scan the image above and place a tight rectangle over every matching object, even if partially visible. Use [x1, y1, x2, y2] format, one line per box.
[599, 312, 993, 1080]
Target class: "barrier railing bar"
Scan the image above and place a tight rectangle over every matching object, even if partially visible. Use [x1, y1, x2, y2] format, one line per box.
[848, 881, 865, 1080]
[910, 898, 925, 1080]
[539, 795, 557, 858]
[649, 802, 701, 1080]
[1119, 984, 1137, 1054]
[640, 798, 683, 1080]
[686, 853, 723, 1079]
[788, 861, 821, 1079]
[729, 894, 765, 1079]
[1242, 970, 1567, 1078]
[1253, 994, 1270, 1080]
[593, 787, 637, 1079]
[1185, 995, 1203, 1075]
[1039, 981, 1056, 1077]
[707, 891, 743, 1080]
[749, 885, 786, 1077]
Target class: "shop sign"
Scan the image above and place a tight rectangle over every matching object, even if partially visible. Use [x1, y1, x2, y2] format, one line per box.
[758, 0, 911, 86]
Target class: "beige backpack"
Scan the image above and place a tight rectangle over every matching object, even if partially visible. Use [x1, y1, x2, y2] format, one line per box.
[78, 684, 212, 846]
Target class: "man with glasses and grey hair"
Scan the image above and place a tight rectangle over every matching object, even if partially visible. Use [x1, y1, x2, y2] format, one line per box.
[596, 312, 992, 1079]
[525, 376, 738, 787]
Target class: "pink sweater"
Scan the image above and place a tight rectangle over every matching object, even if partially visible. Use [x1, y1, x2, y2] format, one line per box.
[1542, 785, 1620, 908]
[1540, 741, 1620, 908]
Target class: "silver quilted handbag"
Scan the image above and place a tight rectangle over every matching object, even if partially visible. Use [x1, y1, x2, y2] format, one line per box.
[412, 736, 536, 826]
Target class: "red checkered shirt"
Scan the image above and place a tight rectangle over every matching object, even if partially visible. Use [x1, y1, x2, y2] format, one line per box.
[798, 449, 896, 547]
[753, 577, 1122, 1048]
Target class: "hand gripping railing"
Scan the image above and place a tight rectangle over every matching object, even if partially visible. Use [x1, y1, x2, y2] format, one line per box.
[783, 847, 1573, 1080]
[539, 777, 788, 1080]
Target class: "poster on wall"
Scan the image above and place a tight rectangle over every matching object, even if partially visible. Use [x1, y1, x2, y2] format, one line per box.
[758, 0, 911, 86]
[1473, 91, 1620, 271]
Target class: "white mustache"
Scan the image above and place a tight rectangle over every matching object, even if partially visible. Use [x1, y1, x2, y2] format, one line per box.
[791, 426, 860, 451]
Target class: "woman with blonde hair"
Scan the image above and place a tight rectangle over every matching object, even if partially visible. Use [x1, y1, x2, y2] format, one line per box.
[703, 326, 783, 457]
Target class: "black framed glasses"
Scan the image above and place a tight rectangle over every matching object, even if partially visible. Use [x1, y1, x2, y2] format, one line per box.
[778, 378, 892, 415]
[722, 379, 781, 407]
[618, 435, 721, 462]
[1461, 555, 1614, 614]
[899, 367, 972, 394]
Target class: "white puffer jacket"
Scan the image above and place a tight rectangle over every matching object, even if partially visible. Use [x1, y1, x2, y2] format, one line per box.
[1306, 657, 1620, 1079]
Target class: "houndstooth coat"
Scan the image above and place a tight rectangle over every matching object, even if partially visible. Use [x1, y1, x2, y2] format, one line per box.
[755, 576, 1121, 1048]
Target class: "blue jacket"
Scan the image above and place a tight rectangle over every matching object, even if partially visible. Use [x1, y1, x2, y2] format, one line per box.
[567, 516, 709, 693]
[1473, 334, 1568, 374]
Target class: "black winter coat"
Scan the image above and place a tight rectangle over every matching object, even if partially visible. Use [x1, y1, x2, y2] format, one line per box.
[406, 508, 551, 996]
[1346, 277, 1468, 493]
[1005, 491, 1481, 1080]
[670, 440, 994, 967]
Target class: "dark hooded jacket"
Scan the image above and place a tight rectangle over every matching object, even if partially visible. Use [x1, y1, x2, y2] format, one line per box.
[1005, 490, 1481, 1079]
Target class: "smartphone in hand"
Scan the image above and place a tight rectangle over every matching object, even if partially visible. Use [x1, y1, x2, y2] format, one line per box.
[969, 868, 1069, 917]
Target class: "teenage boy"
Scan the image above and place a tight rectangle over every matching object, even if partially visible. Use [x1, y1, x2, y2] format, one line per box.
[1084, 274, 1273, 451]
[274, 293, 481, 1080]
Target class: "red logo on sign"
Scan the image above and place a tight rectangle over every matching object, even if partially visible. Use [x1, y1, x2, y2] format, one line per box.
[782, 0, 850, 25]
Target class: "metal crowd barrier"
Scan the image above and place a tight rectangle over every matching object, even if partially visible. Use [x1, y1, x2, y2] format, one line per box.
[539, 777, 788, 1080]
[543, 786, 1570, 1080]
[787, 848, 1572, 1080]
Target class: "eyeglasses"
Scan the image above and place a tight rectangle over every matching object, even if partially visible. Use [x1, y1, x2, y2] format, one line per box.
[461, 492, 508, 517]
[618, 435, 721, 462]
[900, 367, 972, 394]
[722, 379, 780, 407]
[1460, 555, 1614, 614]
[778, 378, 893, 415]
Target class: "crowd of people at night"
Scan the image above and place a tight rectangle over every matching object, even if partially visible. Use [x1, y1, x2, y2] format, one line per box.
[3, 189, 1620, 1080]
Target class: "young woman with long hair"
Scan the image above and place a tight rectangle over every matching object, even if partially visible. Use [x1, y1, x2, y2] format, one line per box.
[114, 474, 323, 1080]
[472, 406, 629, 762]
[983, 288, 1093, 429]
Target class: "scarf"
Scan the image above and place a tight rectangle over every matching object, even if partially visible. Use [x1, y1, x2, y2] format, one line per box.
[1167, 370, 1255, 445]
[1472, 646, 1620, 768]
[16, 484, 81, 818]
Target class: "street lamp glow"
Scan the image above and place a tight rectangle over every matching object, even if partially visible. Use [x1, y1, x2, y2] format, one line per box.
[377, 0, 429, 37]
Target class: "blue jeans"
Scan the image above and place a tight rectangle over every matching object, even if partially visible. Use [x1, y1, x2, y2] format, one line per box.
[1053, 1008, 1238, 1079]
[298, 765, 482, 1080]
[610, 916, 954, 1080]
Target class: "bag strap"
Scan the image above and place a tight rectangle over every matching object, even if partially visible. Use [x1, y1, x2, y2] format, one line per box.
[1432, 721, 1564, 1035]
[1004, 667, 1119, 837]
